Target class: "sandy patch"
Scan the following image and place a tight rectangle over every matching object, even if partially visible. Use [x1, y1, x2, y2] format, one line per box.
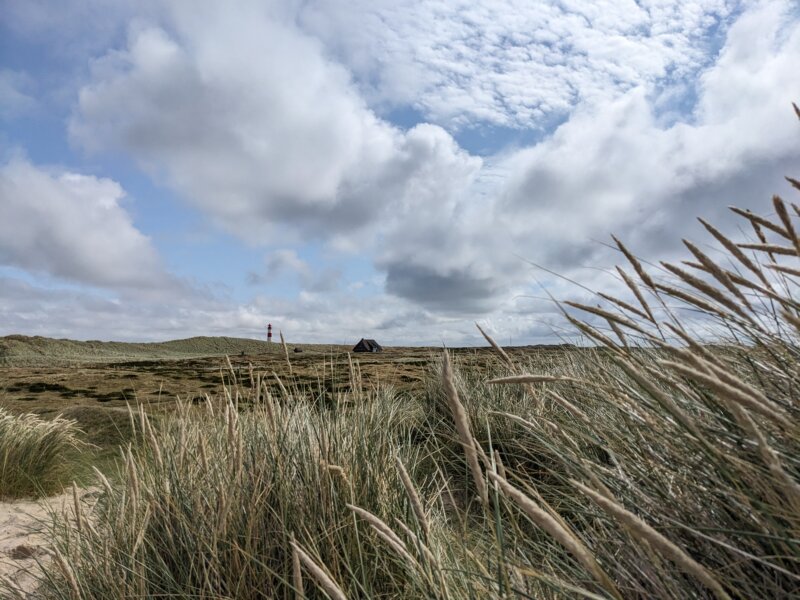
[0, 489, 97, 598]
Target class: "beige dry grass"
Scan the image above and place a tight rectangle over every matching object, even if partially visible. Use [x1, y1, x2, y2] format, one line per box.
[0, 409, 85, 500]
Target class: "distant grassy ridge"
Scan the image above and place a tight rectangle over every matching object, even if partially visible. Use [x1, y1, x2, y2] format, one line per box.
[0, 335, 347, 366]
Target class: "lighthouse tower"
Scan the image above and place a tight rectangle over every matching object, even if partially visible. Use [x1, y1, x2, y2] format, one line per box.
[267, 323, 273, 343]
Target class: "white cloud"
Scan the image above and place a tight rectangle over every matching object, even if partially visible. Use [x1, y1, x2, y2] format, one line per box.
[70, 3, 480, 246]
[0, 158, 178, 292]
[374, 0, 800, 318]
[299, 0, 739, 129]
[495, 0, 800, 268]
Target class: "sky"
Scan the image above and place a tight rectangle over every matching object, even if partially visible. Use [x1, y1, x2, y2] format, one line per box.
[0, 0, 799, 346]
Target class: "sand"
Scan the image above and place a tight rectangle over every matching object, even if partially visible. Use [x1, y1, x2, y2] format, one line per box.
[0, 489, 97, 597]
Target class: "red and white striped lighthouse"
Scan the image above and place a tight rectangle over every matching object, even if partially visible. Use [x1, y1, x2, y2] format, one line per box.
[267, 323, 273, 342]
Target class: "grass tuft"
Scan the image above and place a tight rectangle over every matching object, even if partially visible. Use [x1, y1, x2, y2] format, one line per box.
[0, 408, 85, 499]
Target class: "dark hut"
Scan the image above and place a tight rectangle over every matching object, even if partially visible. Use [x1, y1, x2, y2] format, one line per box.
[353, 338, 383, 353]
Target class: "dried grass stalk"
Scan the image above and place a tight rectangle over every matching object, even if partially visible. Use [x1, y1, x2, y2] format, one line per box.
[682, 240, 752, 308]
[616, 266, 656, 322]
[729, 206, 789, 238]
[612, 235, 656, 289]
[766, 263, 800, 277]
[662, 323, 726, 370]
[730, 404, 800, 507]
[442, 351, 489, 506]
[280, 331, 293, 376]
[654, 283, 732, 318]
[619, 358, 704, 436]
[660, 261, 755, 323]
[92, 466, 114, 498]
[488, 472, 622, 600]
[597, 292, 650, 321]
[53, 547, 81, 599]
[564, 301, 647, 335]
[661, 360, 792, 429]
[290, 542, 348, 600]
[291, 534, 304, 599]
[781, 309, 800, 335]
[699, 218, 772, 288]
[487, 375, 579, 385]
[0, 575, 26, 599]
[393, 518, 439, 566]
[565, 315, 624, 353]
[475, 322, 515, 370]
[737, 242, 797, 256]
[493, 449, 507, 480]
[348, 504, 419, 568]
[72, 482, 84, 534]
[572, 481, 731, 600]
[773, 195, 800, 256]
[225, 354, 237, 386]
[548, 390, 593, 427]
[272, 371, 289, 399]
[396, 457, 430, 538]
[607, 318, 628, 346]
[716, 266, 800, 309]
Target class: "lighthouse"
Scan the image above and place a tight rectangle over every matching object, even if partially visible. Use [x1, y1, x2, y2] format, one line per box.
[267, 323, 273, 343]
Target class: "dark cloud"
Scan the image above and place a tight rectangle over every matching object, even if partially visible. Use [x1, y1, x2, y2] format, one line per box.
[384, 262, 500, 313]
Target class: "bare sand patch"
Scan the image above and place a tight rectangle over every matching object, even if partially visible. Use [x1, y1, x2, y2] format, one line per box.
[0, 489, 97, 597]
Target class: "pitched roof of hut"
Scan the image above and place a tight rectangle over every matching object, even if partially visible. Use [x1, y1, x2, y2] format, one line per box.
[353, 338, 382, 352]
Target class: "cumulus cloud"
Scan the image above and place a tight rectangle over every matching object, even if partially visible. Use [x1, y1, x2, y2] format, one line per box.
[0, 158, 178, 292]
[262, 250, 313, 281]
[373, 0, 800, 318]
[384, 263, 500, 313]
[494, 0, 800, 273]
[70, 2, 480, 245]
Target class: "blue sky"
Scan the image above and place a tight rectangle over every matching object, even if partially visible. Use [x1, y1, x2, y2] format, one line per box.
[1, 0, 799, 345]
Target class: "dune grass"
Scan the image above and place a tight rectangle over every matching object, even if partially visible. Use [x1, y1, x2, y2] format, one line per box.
[0, 408, 85, 500]
[10, 135, 800, 597]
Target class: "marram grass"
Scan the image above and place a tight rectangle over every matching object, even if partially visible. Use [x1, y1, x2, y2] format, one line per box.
[0, 408, 84, 499]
